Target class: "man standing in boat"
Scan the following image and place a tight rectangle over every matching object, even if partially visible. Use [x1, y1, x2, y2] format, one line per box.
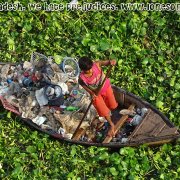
[78, 57, 118, 137]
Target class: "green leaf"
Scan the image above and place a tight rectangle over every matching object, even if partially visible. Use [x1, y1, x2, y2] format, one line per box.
[105, 26, 109, 31]
[26, 146, 36, 153]
[82, 38, 90, 46]
[31, 153, 38, 160]
[157, 76, 164, 82]
[7, 38, 14, 45]
[120, 161, 128, 170]
[100, 39, 110, 51]
[67, 172, 75, 178]
[112, 46, 121, 52]
[70, 146, 76, 157]
[7, 111, 11, 119]
[90, 45, 97, 52]
[98, 152, 109, 160]
[120, 148, 125, 155]
[37, 142, 44, 150]
[110, 152, 120, 164]
[141, 27, 146, 36]
[127, 148, 135, 157]
[170, 77, 176, 86]
[45, 35, 49, 40]
[12, 164, 23, 176]
[54, 55, 63, 64]
[142, 58, 149, 65]
[156, 101, 164, 109]
[118, 59, 123, 66]
[109, 167, 118, 176]
[142, 11, 149, 17]
[173, 92, 180, 99]
[23, 24, 32, 31]
[120, 22, 126, 31]
[160, 173, 165, 179]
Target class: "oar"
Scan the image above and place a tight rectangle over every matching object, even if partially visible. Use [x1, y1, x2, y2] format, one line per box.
[72, 65, 113, 139]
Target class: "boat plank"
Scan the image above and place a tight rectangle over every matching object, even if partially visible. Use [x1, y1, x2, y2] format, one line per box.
[158, 127, 179, 137]
[103, 104, 135, 143]
[72, 128, 86, 141]
[149, 122, 166, 137]
[128, 109, 179, 142]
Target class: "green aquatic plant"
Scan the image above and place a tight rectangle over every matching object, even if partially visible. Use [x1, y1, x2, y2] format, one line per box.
[0, 0, 179, 179]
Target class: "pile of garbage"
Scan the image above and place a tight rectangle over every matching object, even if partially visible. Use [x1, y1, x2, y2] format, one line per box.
[80, 107, 148, 143]
[113, 107, 148, 143]
[0, 52, 97, 140]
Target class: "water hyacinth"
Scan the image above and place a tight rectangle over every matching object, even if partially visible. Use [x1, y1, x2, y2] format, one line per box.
[0, 1, 180, 179]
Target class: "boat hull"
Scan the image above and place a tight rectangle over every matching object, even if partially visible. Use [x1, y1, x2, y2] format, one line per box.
[0, 85, 179, 148]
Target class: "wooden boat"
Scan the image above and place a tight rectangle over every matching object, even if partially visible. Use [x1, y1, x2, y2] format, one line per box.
[0, 84, 179, 148]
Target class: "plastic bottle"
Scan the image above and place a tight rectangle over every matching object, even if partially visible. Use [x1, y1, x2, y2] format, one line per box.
[71, 89, 78, 96]
[130, 115, 142, 126]
[7, 78, 12, 84]
[96, 132, 103, 142]
[65, 106, 79, 111]
[22, 77, 33, 87]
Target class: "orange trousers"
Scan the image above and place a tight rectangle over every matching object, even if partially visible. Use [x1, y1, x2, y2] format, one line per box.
[93, 86, 118, 117]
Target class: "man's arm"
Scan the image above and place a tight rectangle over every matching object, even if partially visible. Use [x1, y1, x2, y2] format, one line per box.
[78, 78, 96, 97]
[95, 59, 116, 67]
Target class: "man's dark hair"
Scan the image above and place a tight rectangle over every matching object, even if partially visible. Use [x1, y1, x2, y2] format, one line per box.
[78, 56, 93, 71]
